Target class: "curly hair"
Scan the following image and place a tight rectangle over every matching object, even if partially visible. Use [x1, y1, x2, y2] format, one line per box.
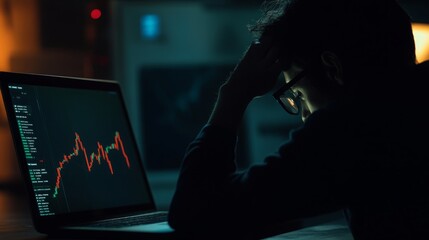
[248, 0, 416, 75]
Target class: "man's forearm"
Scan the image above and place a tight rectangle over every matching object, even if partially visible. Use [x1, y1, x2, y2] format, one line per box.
[207, 39, 282, 133]
[207, 83, 253, 133]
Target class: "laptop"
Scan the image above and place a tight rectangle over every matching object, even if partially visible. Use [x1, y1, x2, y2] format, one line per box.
[0, 71, 176, 239]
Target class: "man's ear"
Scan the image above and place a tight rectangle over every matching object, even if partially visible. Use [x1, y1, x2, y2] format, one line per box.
[320, 51, 344, 86]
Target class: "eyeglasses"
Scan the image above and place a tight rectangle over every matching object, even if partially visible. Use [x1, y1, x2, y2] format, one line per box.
[272, 69, 307, 115]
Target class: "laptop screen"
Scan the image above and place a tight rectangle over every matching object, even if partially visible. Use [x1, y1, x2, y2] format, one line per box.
[4, 79, 153, 217]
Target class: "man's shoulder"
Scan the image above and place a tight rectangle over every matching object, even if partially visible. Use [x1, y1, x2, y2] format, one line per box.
[415, 60, 429, 79]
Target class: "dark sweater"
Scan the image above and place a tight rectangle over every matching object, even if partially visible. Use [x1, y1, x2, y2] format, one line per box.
[168, 62, 429, 240]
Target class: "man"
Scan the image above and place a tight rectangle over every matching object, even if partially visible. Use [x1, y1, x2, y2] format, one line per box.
[168, 0, 429, 239]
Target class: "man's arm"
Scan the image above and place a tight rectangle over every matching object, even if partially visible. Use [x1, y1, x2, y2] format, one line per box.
[167, 40, 347, 238]
[208, 38, 283, 132]
[167, 39, 283, 235]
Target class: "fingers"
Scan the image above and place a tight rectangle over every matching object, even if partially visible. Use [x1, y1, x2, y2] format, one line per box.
[268, 58, 283, 75]
[245, 37, 281, 69]
[256, 41, 283, 78]
[241, 37, 283, 78]
[225, 37, 283, 98]
[262, 45, 280, 67]
[246, 37, 274, 59]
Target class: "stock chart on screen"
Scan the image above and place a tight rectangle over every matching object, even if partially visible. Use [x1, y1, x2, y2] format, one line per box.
[8, 83, 150, 216]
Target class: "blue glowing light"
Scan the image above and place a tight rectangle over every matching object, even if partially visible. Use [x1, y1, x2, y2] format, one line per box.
[140, 14, 160, 40]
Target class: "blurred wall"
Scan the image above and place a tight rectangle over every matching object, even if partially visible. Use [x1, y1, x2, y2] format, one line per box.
[0, 0, 40, 72]
[0, 0, 14, 71]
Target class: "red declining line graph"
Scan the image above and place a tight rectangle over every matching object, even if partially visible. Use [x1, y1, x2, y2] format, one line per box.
[53, 131, 130, 198]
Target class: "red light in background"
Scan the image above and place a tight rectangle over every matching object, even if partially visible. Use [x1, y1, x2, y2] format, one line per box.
[90, 9, 102, 20]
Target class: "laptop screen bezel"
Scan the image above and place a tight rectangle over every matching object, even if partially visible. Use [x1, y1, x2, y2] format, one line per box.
[0, 71, 158, 232]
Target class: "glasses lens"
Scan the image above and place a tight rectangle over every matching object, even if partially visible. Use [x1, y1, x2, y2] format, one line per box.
[278, 90, 300, 114]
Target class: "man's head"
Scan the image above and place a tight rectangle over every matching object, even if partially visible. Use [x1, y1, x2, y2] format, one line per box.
[253, 0, 416, 120]
[251, 0, 415, 70]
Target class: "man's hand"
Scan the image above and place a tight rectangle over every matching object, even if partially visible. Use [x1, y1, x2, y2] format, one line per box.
[222, 38, 283, 100]
[207, 38, 283, 132]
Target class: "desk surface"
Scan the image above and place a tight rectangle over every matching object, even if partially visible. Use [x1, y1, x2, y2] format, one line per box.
[0, 188, 353, 240]
[0, 188, 46, 240]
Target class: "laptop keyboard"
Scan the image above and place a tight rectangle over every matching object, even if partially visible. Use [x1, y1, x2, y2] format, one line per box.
[87, 212, 168, 228]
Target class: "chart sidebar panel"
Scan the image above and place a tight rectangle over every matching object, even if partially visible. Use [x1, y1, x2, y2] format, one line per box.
[7, 84, 150, 216]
